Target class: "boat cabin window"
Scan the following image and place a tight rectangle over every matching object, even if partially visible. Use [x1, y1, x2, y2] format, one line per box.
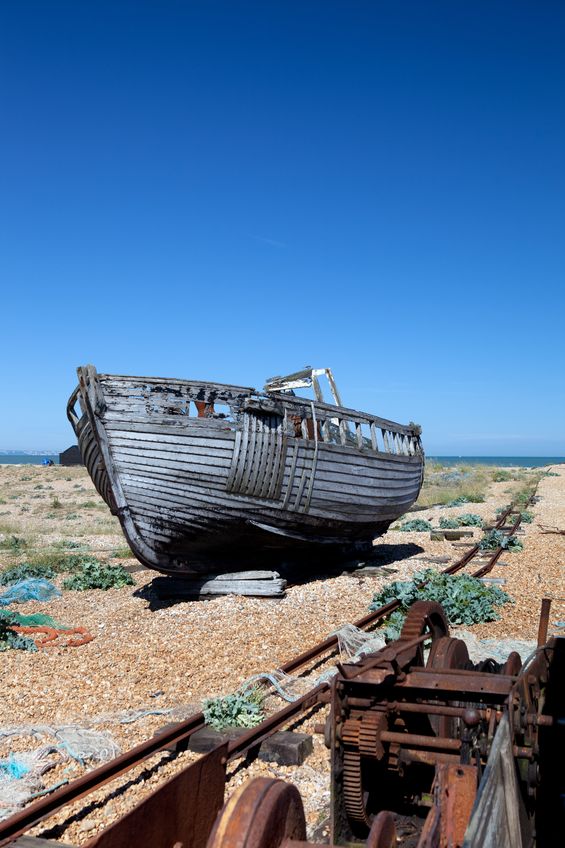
[194, 400, 234, 422]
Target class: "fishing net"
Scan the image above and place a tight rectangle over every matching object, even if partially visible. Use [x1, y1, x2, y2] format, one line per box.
[0, 745, 62, 820]
[54, 728, 120, 764]
[331, 624, 387, 662]
[455, 630, 537, 664]
[242, 670, 318, 703]
[0, 708, 175, 818]
[0, 611, 68, 629]
[220, 624, 387, 708]
[0, 579, 61, 606]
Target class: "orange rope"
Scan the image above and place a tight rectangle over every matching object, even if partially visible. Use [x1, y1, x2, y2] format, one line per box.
[12, 625, 94, 648]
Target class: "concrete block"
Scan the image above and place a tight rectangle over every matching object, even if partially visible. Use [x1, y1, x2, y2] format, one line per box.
[258, 731, 313, 766]
[431, 529, 474, 541]
[187, 726, 247, 753]
[184, 727, 313, 765]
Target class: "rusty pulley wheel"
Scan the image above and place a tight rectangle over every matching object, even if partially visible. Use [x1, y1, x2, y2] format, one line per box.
[206, 778, 306, 848]
[427, 637, 471, 737]
[366, 811, 397, 848]
[502, 650, 522, 676]
[427, 636, 470, 672]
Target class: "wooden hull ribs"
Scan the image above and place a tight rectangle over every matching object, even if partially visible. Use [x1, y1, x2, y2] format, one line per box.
[67, 366, 425, 575]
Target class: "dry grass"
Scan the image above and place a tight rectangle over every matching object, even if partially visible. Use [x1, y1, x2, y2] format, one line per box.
[416, 462, 540, 508]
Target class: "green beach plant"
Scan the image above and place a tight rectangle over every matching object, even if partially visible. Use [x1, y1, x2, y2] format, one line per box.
[457, 513, 483, 526]
[439, 517, 459, 529]
[203, 687, 265, 730]
[63, 561, 134, 591]
[479, 529, 523, 552]
[398, 519, 432, 532]
[369, 569, 512, 641]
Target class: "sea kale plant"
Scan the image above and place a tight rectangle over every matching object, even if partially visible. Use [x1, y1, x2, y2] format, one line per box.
[439, 517, 459, 529]
[479, 529, 523, 552]
[457, 513, 483, 527]
[0, 613, 37, 653]
[203, 686, 265, 730]
[398, 519, 432, 532]
[369, 569, 512, 641]
[439, 514, 483, 530]
[63, 562, 135, 590]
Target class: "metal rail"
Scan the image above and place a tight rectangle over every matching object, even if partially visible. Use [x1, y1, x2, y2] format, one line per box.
[0, 498, 535, 846]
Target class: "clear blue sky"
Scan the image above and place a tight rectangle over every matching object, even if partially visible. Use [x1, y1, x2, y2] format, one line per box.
[0, 1, 563, 454]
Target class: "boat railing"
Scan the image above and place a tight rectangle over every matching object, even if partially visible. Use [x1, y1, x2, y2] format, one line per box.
[270, 396, 422, 458]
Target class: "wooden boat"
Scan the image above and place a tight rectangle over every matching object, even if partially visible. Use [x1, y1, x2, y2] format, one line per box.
[67, 366, 424, 575]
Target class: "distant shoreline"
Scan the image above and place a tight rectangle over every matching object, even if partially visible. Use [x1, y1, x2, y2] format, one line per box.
[427, 456, 564, 468]
[0, 454, 60, 465]
[0, 453, 563, 467]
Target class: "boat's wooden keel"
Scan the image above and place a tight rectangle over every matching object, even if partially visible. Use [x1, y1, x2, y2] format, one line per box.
[151, 571, 287, 599]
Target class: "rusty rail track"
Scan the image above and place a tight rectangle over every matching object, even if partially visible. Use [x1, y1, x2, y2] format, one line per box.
[0, 498, 535, 846]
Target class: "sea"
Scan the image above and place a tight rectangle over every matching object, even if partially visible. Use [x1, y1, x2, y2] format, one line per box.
[0, 453, 563, 468]
[0, 454, 60, 465]
[427, 457, 564, 468]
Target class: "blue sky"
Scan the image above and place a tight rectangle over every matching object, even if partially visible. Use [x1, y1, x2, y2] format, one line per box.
[0, 1, 563, 454]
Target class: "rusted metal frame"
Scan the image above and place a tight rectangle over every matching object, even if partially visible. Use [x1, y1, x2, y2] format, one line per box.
[86, 744, 228, 848]
[418, 764, 477, 848]
[337, 633, 430, 681]
[376, 731, 462, 752]
[537, 598, 552, 647]
[387, 701, 502, 721]
[397, 670, 514, 698]
[401, 750, 462, 768]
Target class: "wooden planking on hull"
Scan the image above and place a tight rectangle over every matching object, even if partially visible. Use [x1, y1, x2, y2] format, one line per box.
[111, 451, 231, 476]
[117, 459, 420, 512]
[114, 445, 422, 503]
[113, 454, 421, 503]
[124, 484, 413, 538]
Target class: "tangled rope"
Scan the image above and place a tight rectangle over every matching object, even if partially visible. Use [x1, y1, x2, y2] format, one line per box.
[10, 626, 94, 648]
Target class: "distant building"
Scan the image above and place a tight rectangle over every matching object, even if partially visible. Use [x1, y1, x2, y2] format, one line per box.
[59, 445, 83, 466]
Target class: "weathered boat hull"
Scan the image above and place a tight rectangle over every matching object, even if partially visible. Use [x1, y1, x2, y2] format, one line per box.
[68, 366, 424, 574]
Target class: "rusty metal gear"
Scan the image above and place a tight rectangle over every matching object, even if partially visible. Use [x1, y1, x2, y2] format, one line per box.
[342, 711, 389, 831]
[341, 718, 368, 828]
[358, 711, 387, 759]
[343, 746, 370, 830]
[398, 601, 450, 666]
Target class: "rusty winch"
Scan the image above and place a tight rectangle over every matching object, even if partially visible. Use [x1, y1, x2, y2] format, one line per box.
[207, 601, 563, 848]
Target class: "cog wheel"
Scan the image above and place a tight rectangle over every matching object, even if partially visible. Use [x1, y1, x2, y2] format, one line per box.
[358, 711, 387, 760]
[399, 601, 450, 666]
[343, 747, 371, 831]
